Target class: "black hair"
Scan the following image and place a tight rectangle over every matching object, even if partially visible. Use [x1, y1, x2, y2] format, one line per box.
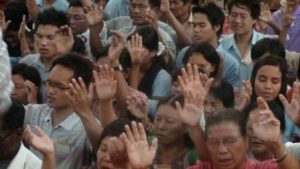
[71, 36, 87, 56]
[4, 0, 28, 31]
[205, 108, 246, 138]
[227, 0, 260, 19]
[209, 80, 235, 108]
[50, 53, 94, 86]
[98, 118, 132, 147]
[183, 43, 220, 78]
[0, 99, 25, 132]
[69, 0, 84, 8]
[192, 3, 225, 37]
[148, 0, 161, 8]
[243, 101, 285, 133]
[251, 38, 286, 61]
[250, 55, 287, 106]
[35, 8, 69, 31]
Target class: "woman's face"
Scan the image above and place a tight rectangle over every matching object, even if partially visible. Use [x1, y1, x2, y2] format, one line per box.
[97, 137, 114, 169]
[188, 53, 215, 76]
[254, 65, 282, 101]
[154, 105, 186, 145]
[246, 109, 270, 158]
[204, 93, 225, 117]
[206, 121, 248, 169]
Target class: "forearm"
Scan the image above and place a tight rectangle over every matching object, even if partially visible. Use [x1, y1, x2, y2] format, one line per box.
[279, 26, 290, 44]
[89, 22, 104, 58]
[80, 111, 103, 149]
[164, 11, 192, 46]
[267, 20, 281, 35]
[188, 125, 210, 161]
[271, 143, 299, 169]
[129, 67, 141, 89]
[41, 153, 56, 169]
[19, 37, 31, 57]
[99, 100, 118, 127]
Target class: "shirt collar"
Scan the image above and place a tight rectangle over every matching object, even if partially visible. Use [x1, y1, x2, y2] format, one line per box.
[44, 112, 81, 131]
[222, 30, 261, 50]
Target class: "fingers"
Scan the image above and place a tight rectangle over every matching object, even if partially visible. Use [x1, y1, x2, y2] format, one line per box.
[110, 30, 125, 43]
[149, 137, 158, 156]
[257, 97, 270, 111]
[279, 94, 289, 109]
[137, 122, 147, 141]
[175, 101, 183, 115]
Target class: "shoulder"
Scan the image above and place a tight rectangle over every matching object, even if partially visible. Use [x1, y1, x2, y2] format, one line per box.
[19, 54, 40, 65]
[246, 159, 278, 169]
[187, 160, 213, 169]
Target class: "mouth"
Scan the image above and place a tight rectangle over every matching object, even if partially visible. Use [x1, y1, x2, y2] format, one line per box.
[218, 158, 232, 166]
[47, 96, 55, 103]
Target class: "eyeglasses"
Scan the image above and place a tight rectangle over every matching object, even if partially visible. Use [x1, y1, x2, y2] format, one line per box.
[206, 136, 242, 149]
[44, 80, 70, 92]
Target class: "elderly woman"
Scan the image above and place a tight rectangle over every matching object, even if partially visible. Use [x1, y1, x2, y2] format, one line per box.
[174, 65, 299, 169]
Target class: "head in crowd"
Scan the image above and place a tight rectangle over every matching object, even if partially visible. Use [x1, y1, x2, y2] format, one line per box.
[244, 101, 285, 161]
[34, 8, 69, 59]
[183, 43, 220, 78]
[192, 3, 225, 43]
[97, 118, 131, 169]
[204, 80, 234, 116]
[154, 95, 193, 151]
[0, 99, 25, 161]
[11, 64, 42, 104]
[4, 0, 28, 56]
[71, 36, 87, 56]
[250, 55, 287, 105]
[129, 0, 160, 26]
[46, 53, 93, 109]
[251, 38, 286, 62]
[227, 0, 260, 36]
[169, 0, 192, 21]
[67, 0, 89, 35]
[205, 108, 248, 169]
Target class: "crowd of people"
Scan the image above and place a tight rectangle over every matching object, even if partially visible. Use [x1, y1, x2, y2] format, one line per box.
[0, 0, 300, 168]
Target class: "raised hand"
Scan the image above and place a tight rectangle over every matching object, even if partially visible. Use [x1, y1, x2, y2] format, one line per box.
[66, 77, 93, 118]
[93, 64, 117, 101]
[120, 121, 158, 169]
[127, 34, 145, 66]
[84, 4, 103, 27]
[282, 7, 294, 28]
[18, 15, 26, 40]
[56, 25, 74, 55]
[108, 30, 126, 63]
[145, 8, 158, 31]
[234, 80, 252, 111]
[24, 125, 54, 156]
[25, 80, 38, 104]
[259, 2, 274, 24]
[126, 94, 149, 119]
[279, 82, 300, 127]
[250, 97, 281, 147]
[26, 0, 39, 20]
[0, 10, 11, 32]
[109, 137, 129, 168]
[160, 0, 171, 15]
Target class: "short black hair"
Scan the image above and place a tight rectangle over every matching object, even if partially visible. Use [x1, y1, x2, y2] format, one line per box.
[192, 3, 225, 37]
[35, 8, 69, 31]
[227, 0, 260, 19]
[69, 0, 84, 8]
[0, 99, 25, 132]
[4, 0, 28, 31]
[209, 80, 234, 108]
[12, 63, 42, 89]
[183, 43, 220, 78]
[205, 108, 246, 138]
[148, 0, 161, 8]
[50, 53, 94, 86]
[251, 38, 286, 61]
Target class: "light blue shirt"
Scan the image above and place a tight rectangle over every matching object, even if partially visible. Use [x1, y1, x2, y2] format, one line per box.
[35, 0, 69, 12]
[175, 45, 241, 88]
[104, 0, 129, 20]
[218, 30, 265, 81]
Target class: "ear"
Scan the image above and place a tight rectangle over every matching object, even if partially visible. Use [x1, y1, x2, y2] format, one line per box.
[150, 50, 157, 58]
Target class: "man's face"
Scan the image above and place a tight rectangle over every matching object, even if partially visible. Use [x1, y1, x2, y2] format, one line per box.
[11, 75, 28, 105]
[67, 6, 88, 35]
[46, 65, 73, 109]
[0, 120, 21, 161]
[129, 0, 150, 26]
[228, 5, 256, 36]
[34, 25, 59, 59]
[192, 13, 218, 44]
[169, 0, 191, 19]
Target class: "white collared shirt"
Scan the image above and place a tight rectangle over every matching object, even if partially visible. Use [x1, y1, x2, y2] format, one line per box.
[7, 143, 42, 169]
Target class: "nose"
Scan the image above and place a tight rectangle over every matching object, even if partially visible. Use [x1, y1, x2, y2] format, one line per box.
[218, 142, 229, 154]
[264, 80, 272, 90]
[40, 37, 48, 46]
[155, 121, 166, 131]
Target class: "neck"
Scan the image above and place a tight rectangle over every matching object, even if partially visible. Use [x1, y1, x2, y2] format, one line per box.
[214, 156, 248, 169]
[52, 106, 73, 126]
[158, 140, 187, 163]
[176, 12, 190, 25]
[209, 36, 219, 49]
[234, 30, 253, 45]
[42, 56, 56, 70]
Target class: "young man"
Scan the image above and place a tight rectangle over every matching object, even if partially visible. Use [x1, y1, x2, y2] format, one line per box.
[0, 99, 42, 169]
[218, 0, 264, 81]
[175, 3, 241, 88]
[19, 8, 74, 102]
[24, 55, 102, 169]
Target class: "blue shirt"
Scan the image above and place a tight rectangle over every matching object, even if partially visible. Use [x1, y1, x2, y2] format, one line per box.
[36, 0, 69, 12]
[104, 0, 129, 20]
[218, 30, 265, 81]
[175, 45, 241, 88]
